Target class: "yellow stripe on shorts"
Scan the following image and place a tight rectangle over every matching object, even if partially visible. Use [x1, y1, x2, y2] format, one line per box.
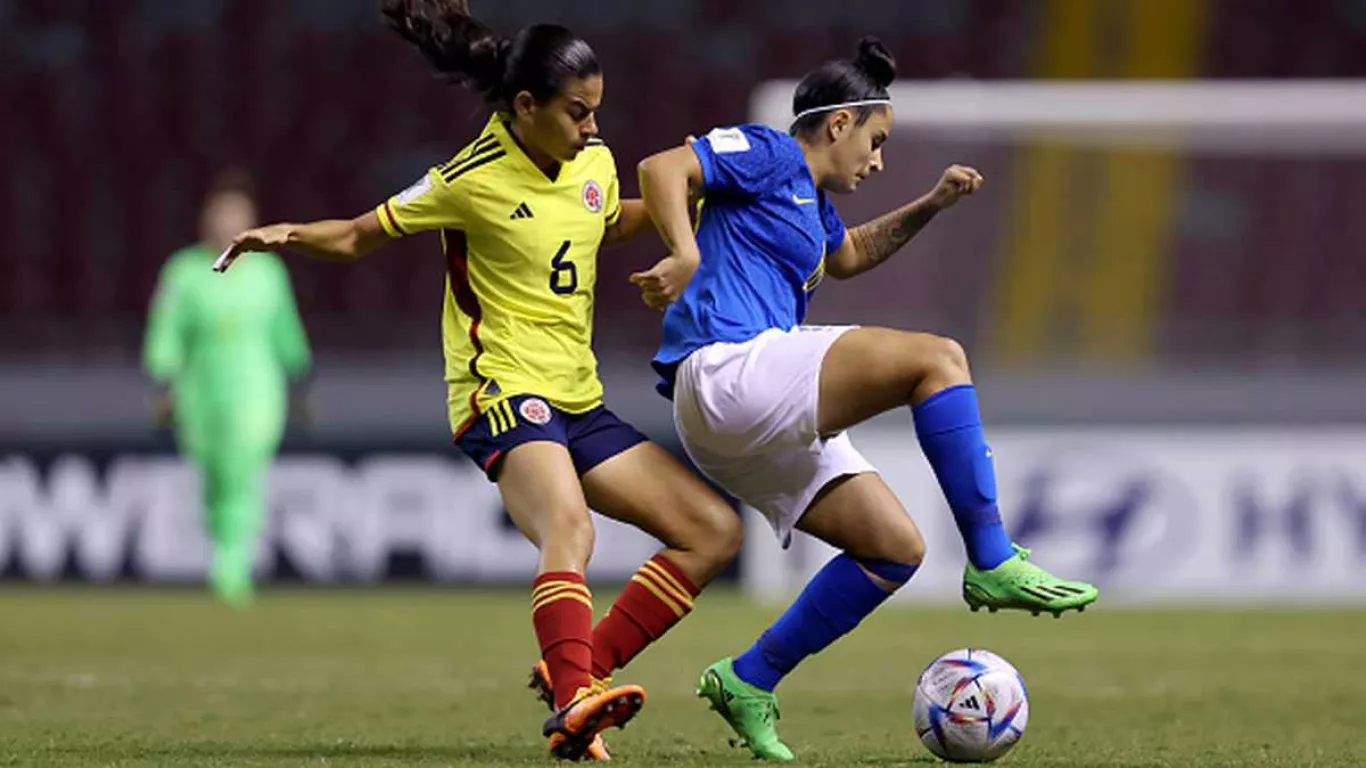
[489, 403, 506, 436]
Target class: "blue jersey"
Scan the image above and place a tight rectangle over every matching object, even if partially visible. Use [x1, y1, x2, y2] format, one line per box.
[652, 124, 847, 397]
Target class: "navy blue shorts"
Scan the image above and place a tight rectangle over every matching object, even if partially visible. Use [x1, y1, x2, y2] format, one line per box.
[455, 394, 650, 481]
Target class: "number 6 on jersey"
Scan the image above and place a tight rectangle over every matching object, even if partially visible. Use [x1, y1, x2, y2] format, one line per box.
[549, 240, 577, 295]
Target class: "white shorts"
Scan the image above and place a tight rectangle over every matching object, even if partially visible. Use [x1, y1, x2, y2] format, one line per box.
[672, 326, 877, 547]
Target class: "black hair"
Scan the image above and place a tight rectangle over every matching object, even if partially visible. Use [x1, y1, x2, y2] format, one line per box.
[381, 0, 600, 108]
[790, 37, 896, 138]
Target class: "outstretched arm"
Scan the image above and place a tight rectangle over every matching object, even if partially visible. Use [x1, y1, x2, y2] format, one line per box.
[631, 144, 705, 309]
[214, 211, 392, 272]
[826, 165, 983, 280]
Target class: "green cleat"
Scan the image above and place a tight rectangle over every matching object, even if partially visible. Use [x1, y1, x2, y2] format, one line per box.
[963, 544, 1098, 617]
[696, 658, 794, 762]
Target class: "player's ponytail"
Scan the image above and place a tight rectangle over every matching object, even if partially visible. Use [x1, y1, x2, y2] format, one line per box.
[790, 36, 897, 138]
[381, 0, 599, 108]
[381, 0, 507, 100]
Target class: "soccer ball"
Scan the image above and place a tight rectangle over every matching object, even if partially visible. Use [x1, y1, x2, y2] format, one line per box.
[913, 648, 1029, 763]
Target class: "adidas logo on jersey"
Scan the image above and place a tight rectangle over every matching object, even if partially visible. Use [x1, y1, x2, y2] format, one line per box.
[510, 202, 535, 220]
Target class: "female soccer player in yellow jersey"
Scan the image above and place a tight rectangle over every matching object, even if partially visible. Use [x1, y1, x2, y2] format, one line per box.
[215, 0, 742, 760]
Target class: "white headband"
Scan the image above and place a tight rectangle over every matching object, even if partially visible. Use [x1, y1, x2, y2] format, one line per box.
[792, 98, 893, 122]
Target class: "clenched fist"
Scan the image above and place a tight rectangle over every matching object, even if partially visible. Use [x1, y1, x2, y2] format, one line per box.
[927, 165, 984, 210]
[629, 250, 699, 311]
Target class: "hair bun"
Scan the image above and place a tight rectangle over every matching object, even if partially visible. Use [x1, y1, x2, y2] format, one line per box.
[853, 36, 896, 89]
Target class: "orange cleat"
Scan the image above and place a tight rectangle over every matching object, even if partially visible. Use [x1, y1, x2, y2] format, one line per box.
[528, 661, 615, 761]
[542, 684, 645, 762]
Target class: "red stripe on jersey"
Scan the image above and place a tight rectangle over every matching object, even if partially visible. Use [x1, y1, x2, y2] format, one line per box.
[452, 410, 478, 442]
[445, 229, 487, 439]
[382, 201, 406, 236]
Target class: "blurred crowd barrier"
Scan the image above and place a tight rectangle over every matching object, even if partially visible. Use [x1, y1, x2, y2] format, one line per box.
[745, 426, 1366, 604]
[0, 437, 665, 584]
[4, 425, 1365, 604]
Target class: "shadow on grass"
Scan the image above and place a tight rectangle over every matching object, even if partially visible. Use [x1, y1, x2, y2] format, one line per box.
[35, 741, 527, 763]
[23, 741, 952, 766]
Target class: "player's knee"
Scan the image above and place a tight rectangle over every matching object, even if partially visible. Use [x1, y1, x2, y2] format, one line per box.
[858, 526, 923, 592]
[541, 506, 596, 559]
[925, 335, 970, 380]
[847, 518, 926, 580]
[874, 521, 927, 570]
[866, 541, 924, 593]
[897, 524, 927, 566]
[893, 333, 972, 399]
[682, 500, 744, 568]
[705, 507, 744, 565]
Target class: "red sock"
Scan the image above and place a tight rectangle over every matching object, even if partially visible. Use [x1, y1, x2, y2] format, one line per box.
[532, 571, 594, 709]
[592, 554, 700, 679]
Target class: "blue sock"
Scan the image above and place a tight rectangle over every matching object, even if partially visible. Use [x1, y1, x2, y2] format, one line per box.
[732, 555, 918, 692]
[911, 384, 1016, 570]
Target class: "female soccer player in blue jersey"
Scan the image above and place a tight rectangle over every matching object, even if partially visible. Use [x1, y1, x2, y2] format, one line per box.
[216, 0, 742, 760]
[632, 38, 1100, 760]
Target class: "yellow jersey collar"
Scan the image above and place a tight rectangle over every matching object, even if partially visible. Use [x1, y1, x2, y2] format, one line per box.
[490, 112, 567, 183]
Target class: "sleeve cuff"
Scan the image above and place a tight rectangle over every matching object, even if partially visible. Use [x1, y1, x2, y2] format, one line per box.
[376, 201, 405, 237]
[828, 226, 847, 253]
[690, 139, 717, 191]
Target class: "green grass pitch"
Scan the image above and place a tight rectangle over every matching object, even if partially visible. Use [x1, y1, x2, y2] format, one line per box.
[1, 588, 1363, 767]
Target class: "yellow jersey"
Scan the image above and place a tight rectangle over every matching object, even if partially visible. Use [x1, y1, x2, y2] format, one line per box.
[375, 113, 621, 435]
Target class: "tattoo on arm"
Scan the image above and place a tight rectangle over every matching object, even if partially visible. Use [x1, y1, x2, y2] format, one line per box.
[848, 199, 939, 273]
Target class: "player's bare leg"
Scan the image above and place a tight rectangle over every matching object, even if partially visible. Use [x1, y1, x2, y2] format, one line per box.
[524, 441, 738, 758]
[817, 328, 1097, 616]
[583, 441, 741, 588]
[798, 474, 926, 583]
[580, 441, 741, 678]
[816, 328, 970, 434]
[498, 443, 646, 759]
[499, 442, 596, 577]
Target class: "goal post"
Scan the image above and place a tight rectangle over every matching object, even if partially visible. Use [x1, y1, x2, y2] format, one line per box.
[751, 80, 1366, 152]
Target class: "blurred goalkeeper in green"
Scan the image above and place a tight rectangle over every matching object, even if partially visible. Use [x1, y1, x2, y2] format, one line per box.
[143, 171, 312, 607]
